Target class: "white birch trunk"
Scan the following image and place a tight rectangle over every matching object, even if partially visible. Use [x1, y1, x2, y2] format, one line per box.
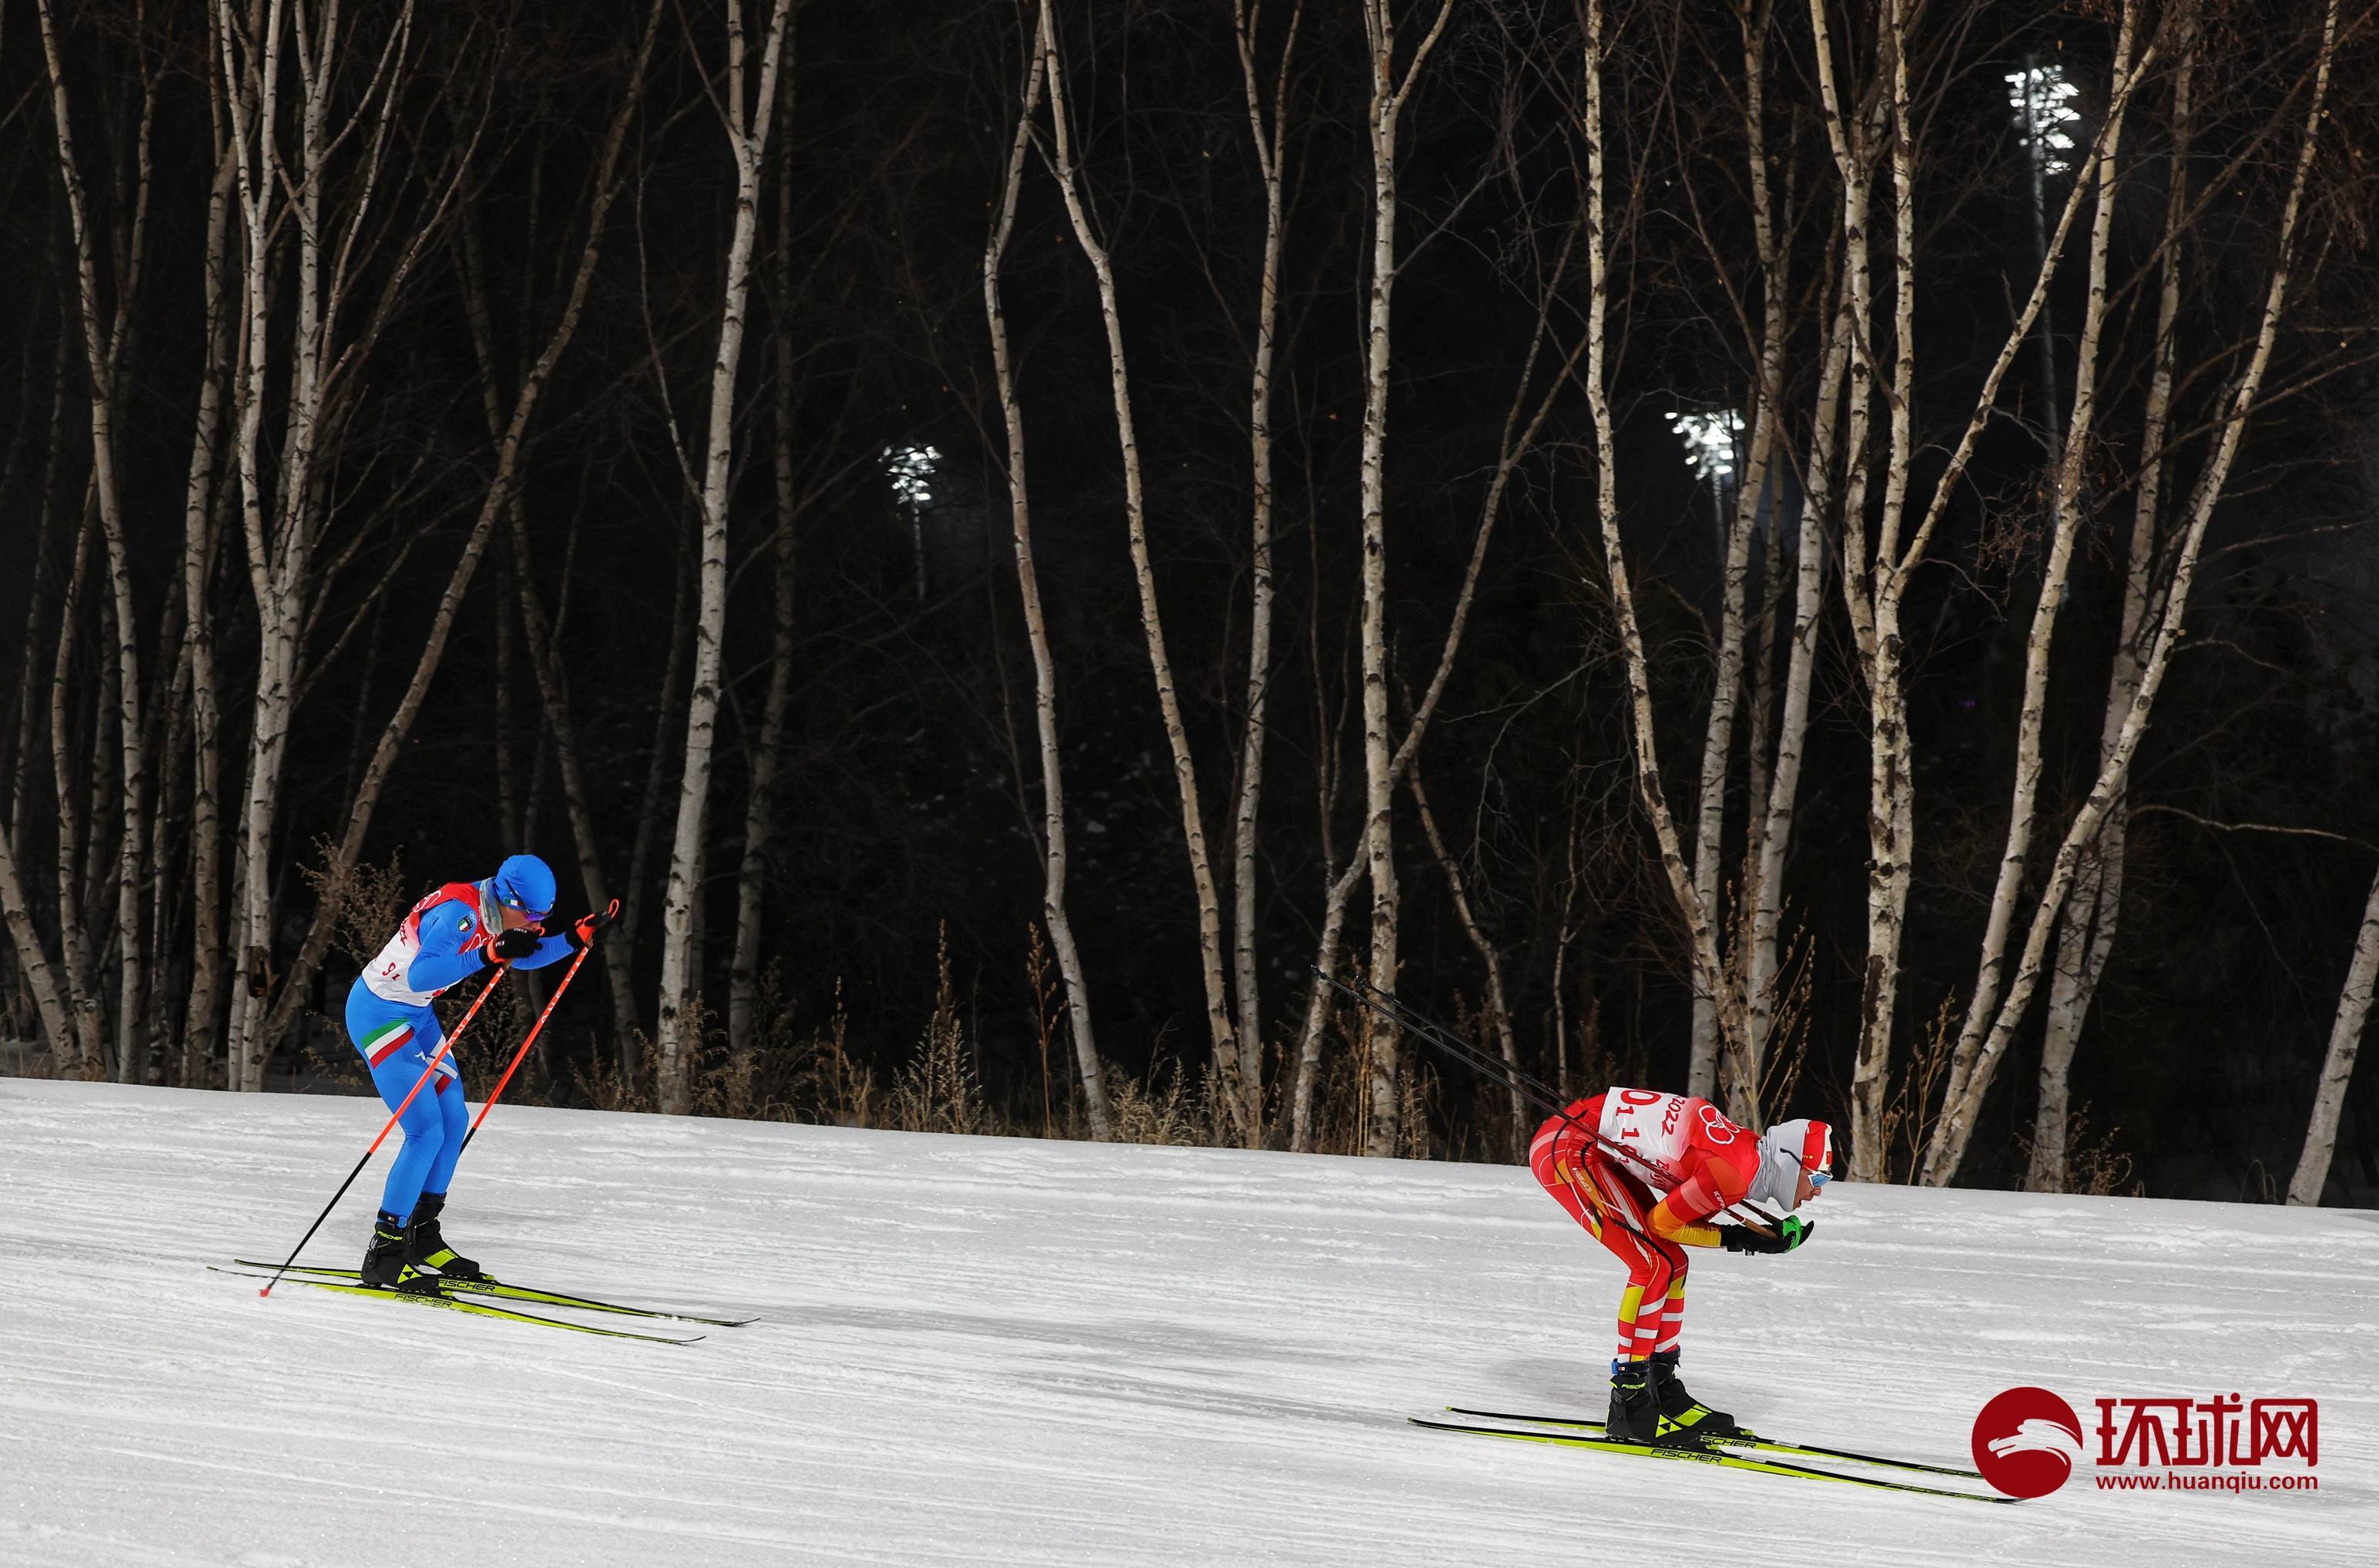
[0, 798, 76, 1062]
[218, 0, 431, 1088]
[1850, 0, 1922, 1181]
[1286, 129, 1577, 1154]
[1038, 7, 1248, 1141]
[729, 82, 802, 1069]
[2026, 0, 2196, 1193]
[1227, 0, 1302, 1141]
[180, 94, 239, 1085]
[1582, 0, 1747, 1111]
[49, 497, 102, 1074]
[985, 7, 1110, 1138]
[1804, 0, 1895, 1169]
[38, 0, 157, 1083]
[618, 548, 693, 1074]
[1355, 0, 1453, 1158]
[1741, 297, 1853, 1118]
[2288, 863, 2379, 1206]
[653, 0, 795, 1114]
[1694, 0, 1788, 1111]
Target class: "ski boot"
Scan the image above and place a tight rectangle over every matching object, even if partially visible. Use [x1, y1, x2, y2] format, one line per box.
[406, 1191, 488, 1281]
[362, 1211, 413, 1288]
[1649, 1348, 1739, 1441]
[1606, 1360, 1664, 1445]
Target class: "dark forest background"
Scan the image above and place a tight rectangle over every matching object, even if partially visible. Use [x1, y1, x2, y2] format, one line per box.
[2, 0, 2375, 1204]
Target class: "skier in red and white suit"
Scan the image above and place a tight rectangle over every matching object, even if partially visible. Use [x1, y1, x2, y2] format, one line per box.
[1530, 1088, 1833, 1445]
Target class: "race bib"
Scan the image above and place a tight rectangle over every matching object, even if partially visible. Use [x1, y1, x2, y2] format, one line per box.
[1597, 1088, 1697, 1175]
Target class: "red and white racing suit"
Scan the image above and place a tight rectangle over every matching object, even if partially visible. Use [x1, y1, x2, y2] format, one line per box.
[1530, 1087, 1760, 1364]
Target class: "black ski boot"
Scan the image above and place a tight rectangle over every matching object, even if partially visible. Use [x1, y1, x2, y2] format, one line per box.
[1606, 1360, 1662, 1445]
[406, 1191, 487, 1280]
[1650, 1348, 1739, 1441]
[361, 1210, 412, 1288]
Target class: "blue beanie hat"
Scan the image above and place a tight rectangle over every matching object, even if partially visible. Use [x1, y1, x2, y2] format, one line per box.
[492, 854, 558, 918]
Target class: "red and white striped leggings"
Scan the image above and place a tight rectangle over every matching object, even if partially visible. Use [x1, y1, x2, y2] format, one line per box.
[1530, 1109, 1688, 1364]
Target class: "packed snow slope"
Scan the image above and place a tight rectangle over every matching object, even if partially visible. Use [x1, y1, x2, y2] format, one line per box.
[2, 1079, 2372, 1566]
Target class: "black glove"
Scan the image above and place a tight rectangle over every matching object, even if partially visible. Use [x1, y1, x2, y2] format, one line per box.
[566, 899, 622, 950]
[1720, 1215, 1814, 1255]
[490, 926, 542, 963]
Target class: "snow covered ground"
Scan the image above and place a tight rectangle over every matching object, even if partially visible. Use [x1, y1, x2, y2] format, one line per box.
[2, 1077, 2372, 1566]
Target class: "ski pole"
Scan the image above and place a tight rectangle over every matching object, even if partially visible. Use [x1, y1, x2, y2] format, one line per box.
[461, 900, 615, 1152]
[1315, 967, 1784, 1232]
[460, 930, 595, 1155]
[256, 969, 510, 1298]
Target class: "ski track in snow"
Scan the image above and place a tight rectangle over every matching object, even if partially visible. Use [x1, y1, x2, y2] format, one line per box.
[2, 1079, 2372, 1566]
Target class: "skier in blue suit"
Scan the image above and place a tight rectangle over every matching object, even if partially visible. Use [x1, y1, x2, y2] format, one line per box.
[347, 854, 608, 1288]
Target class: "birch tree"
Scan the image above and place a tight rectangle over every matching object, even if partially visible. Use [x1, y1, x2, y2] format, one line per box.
[1225, 0, 1303, 1141]
[1355, 0, 1453, 1158]
[1804, 0, 2155, 1174]
[728, 78, 805, 1070]
[2026, 0, 2197, 1191]
[36, 0, 156, 1081]
[219, 0, 648, 1084]
[460, 0, 666, 1070]
[984, 2, 1111, 1137]
[216, 0, 471, 1087]
[0, 792, 75, 1065]
[654, 0, 796, 1114]
[1577, 0, 1754, 1119]
[2288, 862, 2379, 1205]
[177, 59, 241, 1084]
[47, 501, 102, 1074]
[1285, 69, 1581, 1154]
[1037, 5, 1252, 1142]
[1922, 0, 2343, 1184]
[1936, 1, 2145, 1176]
[1680, 0, 1789, 1112]
[1411, 759, 1523, 1158]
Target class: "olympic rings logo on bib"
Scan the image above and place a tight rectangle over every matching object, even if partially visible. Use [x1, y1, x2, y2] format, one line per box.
[1697, 1103, 1737, 1142]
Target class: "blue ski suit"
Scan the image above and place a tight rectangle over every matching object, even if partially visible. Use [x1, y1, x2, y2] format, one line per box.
[347, 879, 574, 1219]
